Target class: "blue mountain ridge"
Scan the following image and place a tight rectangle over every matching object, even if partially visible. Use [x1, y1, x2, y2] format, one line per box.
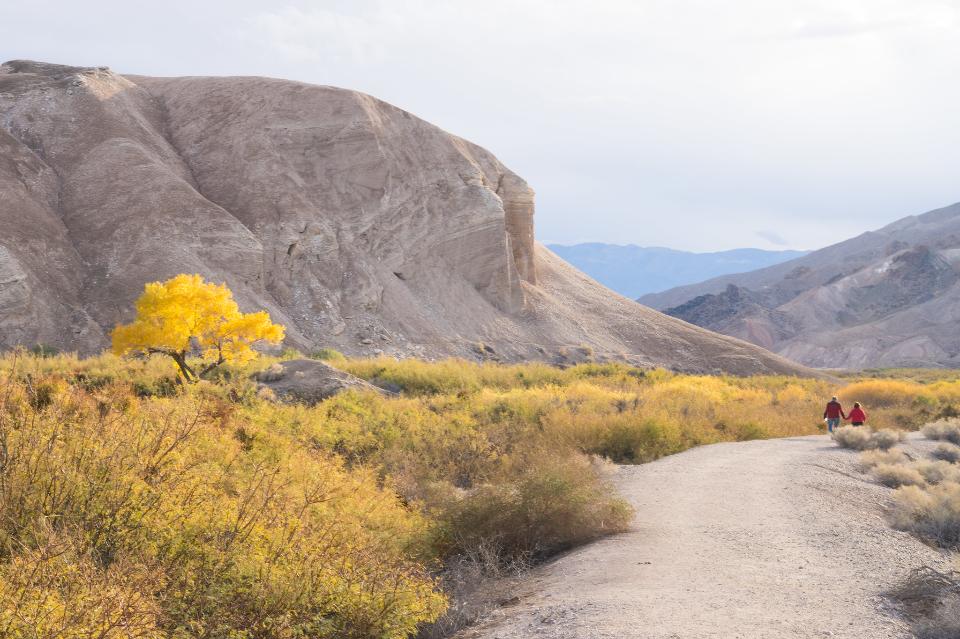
[547, 243, 809, 300]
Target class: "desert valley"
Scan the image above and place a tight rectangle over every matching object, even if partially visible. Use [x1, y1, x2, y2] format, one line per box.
[3, 5, 960, 637]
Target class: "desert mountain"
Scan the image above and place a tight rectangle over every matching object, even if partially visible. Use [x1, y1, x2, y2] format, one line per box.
[0, 60, 812, 376]
[548, 243, 807, 299]
[640, 202, 960, 368]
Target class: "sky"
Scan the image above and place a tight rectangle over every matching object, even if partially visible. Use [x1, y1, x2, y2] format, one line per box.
[2, 0, 959, 252]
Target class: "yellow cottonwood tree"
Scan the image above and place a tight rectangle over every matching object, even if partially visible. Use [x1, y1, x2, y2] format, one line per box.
[112, 274, 285, 381]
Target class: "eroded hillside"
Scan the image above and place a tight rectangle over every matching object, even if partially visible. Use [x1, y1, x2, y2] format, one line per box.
[641, 203, 960, 368]
[0, 59, 810, 375]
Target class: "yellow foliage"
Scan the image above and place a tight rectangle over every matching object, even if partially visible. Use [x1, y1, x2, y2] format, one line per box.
[0, 527, 164, 639]
[0, 374, 444, 638]
[111, 274, 284, 381]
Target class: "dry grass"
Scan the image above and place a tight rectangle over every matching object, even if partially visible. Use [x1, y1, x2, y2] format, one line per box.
[914, 598, 960, 639]
[933, 443, 960, 464]
[416, 540, 531, 639]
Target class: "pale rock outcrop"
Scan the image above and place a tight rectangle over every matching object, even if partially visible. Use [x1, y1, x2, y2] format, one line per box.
[255, 359, 385, 405]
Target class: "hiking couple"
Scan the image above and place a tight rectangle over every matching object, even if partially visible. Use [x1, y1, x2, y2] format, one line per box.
[823, 397, 866, 433]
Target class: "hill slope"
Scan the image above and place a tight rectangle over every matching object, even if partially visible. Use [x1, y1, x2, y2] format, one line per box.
[547, 243, 807, 299]
[639, 202, 960, 368]
[0, 60, 811, 375]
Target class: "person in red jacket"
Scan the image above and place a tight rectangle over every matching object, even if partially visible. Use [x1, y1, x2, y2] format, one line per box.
[847, 402, 867, 426]
[823, 396, 846, 433]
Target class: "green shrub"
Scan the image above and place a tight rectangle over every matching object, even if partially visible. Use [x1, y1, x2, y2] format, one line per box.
[311, 347, 346, 362]
[28, 343, 60, 358]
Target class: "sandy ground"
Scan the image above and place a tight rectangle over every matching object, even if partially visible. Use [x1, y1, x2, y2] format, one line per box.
[457, 434, 952, 639]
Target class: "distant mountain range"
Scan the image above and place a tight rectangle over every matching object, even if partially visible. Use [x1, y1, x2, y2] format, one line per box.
[547, 243, 809, 299]
[640, 202, 960, 369]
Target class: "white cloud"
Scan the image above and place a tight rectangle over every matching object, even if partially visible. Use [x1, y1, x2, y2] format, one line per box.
[756, 230, 790, 247]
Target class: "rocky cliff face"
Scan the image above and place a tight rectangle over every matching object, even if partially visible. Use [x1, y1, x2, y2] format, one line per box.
[0, 60, 811, 376]
[645, 203, 960, 369]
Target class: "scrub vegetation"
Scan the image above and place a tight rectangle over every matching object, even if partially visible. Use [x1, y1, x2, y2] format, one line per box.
[4, 348, 960, 637]
[842, 417, 960, 637]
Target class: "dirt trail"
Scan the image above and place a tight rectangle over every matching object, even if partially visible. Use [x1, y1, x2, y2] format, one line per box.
[458, 434, 950, 638]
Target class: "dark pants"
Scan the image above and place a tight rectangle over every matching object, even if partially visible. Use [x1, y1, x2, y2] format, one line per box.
[852, 422, 864, 427]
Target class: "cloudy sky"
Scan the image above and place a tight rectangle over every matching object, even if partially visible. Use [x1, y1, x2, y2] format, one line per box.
[3, 0, 959, 251]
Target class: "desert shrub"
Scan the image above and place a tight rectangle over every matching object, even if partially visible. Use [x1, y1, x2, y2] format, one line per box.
[440, 453, 633, 562]
[548, 411, 685, 463]
[832, 426, 873, 450]
[873, 463, 927, 488]
[911, 460, 960, 486]
[871, 429, 903, 450]
[416, 539, 530, 639]
[255, 362, 286, 382]
[311, 347, 346, 361]
[832, 427, 900, 451]
[0, 523, 163, 639]
[914, 598, 960, 639]
[28, 343, 60, 358]
[933, 442, 960, 463]
[891, 482, 960, 548]
[924, 419, 960, 445]
[859, 448, 909, 469]
[889, 566, 960, 639]
[734, 421, 769, 441]
[840, 379, 927, 408]
[0, 377, 445, 638]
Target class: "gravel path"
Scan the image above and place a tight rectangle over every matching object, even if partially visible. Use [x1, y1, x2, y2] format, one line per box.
[457, 434, 951, 638]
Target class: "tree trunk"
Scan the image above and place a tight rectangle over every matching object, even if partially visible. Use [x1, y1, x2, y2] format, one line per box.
[170, 352, 197, 382]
